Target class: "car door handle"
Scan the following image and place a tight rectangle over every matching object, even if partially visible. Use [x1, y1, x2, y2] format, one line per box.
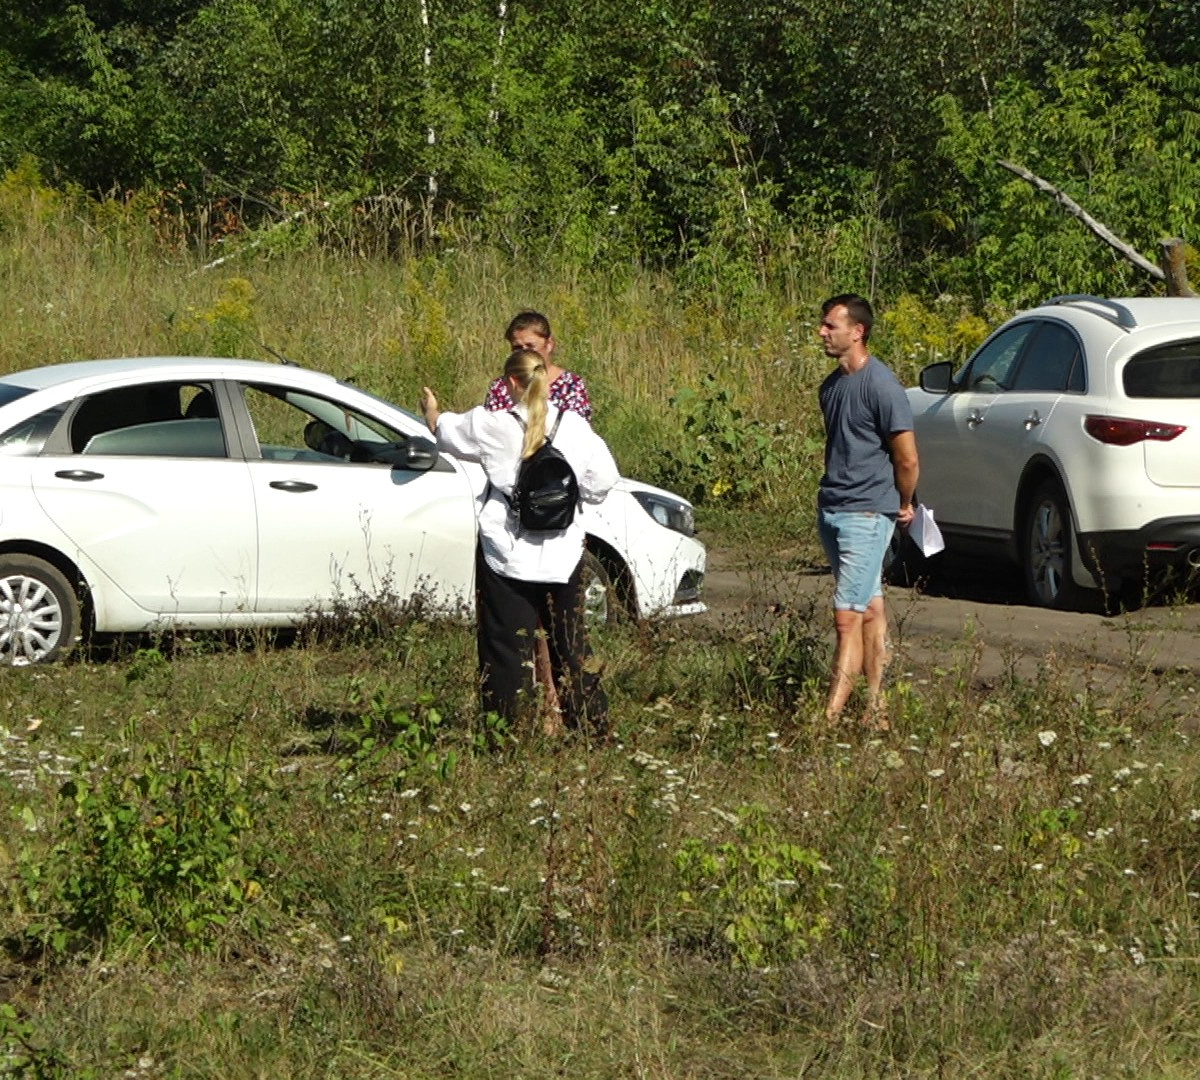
[967, 409, 985, 426]
[1024, 410, 1042, 429]
[54, 469, 104, 482]
[269, 480, 319, 493]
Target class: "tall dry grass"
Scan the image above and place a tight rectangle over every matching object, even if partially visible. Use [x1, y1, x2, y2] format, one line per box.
[0, 182, 847, 546]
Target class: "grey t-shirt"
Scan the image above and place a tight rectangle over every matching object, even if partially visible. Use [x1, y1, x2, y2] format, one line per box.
[818, 356, 913, 513]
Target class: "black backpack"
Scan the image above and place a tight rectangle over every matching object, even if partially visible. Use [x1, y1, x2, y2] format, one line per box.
[509, 410, 580, 532]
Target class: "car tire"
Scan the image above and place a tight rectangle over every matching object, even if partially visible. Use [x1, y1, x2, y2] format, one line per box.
[0, 555, 79, 665]
[1022, 478, 1082, 610]
[581, 550, 623, 625]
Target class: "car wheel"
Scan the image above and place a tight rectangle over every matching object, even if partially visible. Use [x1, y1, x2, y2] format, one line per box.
[1022, 479, 1081, 610]
[581, 550, 622, 625]
[0, 555, 79, 665]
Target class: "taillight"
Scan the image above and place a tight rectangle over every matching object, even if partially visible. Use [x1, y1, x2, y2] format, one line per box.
[1084, 415, 1186, 445]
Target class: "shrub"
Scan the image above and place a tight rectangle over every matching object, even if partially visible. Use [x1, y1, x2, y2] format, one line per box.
[9, 723, 268, 957]
[673, 804, 831, 967]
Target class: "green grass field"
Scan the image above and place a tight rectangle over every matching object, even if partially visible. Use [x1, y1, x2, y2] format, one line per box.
[3, 191, 1200, 1078]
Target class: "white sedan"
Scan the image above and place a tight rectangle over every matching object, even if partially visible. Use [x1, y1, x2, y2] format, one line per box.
[0, 357, 706, 663]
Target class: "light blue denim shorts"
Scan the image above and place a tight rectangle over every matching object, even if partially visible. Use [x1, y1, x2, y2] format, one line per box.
[818, 509, 897, 612]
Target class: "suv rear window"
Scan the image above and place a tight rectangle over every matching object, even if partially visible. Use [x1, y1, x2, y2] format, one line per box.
[1124, 341, 1200, 398]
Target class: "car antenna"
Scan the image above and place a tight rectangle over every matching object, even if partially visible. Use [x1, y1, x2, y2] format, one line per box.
[257, 339, 299, 366]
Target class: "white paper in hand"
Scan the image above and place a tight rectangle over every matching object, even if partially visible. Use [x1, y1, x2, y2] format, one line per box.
[909, 503, 945, 557]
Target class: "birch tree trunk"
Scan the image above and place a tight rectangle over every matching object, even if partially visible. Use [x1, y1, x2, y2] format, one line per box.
[420, 0, 437, 198]
[489, 0, 508, 129]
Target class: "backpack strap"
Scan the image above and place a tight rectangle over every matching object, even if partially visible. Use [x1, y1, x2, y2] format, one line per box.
[510, 408, 562, 442]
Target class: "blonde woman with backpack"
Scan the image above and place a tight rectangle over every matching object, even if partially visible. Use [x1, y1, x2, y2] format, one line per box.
[486, 309, 592, 725]
[420, 348, 618, 736]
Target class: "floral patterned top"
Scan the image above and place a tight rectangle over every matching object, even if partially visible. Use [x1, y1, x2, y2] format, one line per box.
[484, 369, 593, 422]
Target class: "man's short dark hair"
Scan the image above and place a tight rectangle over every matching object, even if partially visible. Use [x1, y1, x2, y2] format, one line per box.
[822, 293, 874, 342]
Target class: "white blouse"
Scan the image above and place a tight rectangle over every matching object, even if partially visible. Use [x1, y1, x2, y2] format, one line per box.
[434, 403, 619, 583]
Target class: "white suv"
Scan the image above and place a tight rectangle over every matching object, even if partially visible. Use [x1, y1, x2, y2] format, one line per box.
[907, 295, 1200, 608]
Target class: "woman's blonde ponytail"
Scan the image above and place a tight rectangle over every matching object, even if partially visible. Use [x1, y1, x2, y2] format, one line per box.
[504, 348, 550, 458]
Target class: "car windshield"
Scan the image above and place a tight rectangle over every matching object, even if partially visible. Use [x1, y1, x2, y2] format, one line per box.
[343, 380, 425, 426]
[1124, 341, 1200, 398]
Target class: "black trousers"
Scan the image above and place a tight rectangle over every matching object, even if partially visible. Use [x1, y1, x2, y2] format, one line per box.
[474, 545, 608, 733]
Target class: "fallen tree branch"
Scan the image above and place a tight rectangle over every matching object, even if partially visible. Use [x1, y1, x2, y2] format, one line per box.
[997, 159, 1165, 282]
[194, 206, 326, 273]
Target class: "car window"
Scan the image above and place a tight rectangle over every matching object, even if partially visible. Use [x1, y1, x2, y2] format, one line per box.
[240, 383, 409, 464]
[72, 382, 227, 457]
[1123, 340, 1200, 398]
[0, 404, 68, 456]
[958, 323, 1037, 392]
[83, 418, 226, 457]
[1009, 322, 1084, 392]
[0, 384, 36, 408]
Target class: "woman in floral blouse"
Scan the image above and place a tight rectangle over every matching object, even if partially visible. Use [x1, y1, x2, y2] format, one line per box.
[484, 310, 593, 421]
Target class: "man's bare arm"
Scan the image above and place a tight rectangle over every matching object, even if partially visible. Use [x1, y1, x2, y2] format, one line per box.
[889, 429, 919, 527]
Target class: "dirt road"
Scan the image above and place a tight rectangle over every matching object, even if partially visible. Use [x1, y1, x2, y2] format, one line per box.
[699, 548, 1200, 705]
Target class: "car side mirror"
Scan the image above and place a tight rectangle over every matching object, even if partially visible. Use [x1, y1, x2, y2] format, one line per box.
[401, 435, 439, 472]
[919, 361, 954, 394]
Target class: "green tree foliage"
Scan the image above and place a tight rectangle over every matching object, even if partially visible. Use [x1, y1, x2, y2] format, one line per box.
[0, 0, 1196, 301]
[935, 12, 1200, 306]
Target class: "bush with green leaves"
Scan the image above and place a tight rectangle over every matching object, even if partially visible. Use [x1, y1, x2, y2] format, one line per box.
[934, 12, 1200, 305]
[331, 679, 459, 785]
[673, 804, 831, 967]
[651, 374, 793, 506]
[10, 723, 268, 957]
[725, 604, 825, 715]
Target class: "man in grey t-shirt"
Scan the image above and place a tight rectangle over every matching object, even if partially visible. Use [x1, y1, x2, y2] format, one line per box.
[816, 294, 919, 728]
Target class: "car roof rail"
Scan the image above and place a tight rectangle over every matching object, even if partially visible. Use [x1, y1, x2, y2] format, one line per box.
[1040, 294, 1137, 330]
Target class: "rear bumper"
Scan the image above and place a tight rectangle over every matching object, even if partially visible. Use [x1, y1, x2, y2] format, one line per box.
[1078, 517, 1200, 582]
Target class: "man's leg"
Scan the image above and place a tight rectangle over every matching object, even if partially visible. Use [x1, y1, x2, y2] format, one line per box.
[820, 510, 896, 725]
[861, 595, 891, 728]
[826, 608, 865, 721]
